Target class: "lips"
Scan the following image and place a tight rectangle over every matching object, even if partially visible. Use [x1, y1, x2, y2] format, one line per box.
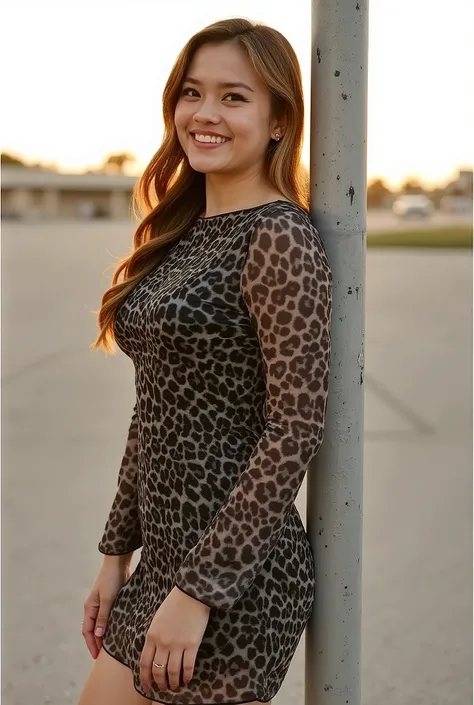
[190, 131, 230, 140]
[189, 133, 231, 149]
[191, 134, 231, 144]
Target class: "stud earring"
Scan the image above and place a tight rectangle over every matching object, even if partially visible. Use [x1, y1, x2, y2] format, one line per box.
[275, 133, 281, 141]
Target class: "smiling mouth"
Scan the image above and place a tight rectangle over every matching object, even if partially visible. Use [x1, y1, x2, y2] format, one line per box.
[191, 133, 231, 145]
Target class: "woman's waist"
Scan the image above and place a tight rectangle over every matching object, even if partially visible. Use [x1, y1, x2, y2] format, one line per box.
[136, 407, 264, 449]
[138, 504, 314, 595]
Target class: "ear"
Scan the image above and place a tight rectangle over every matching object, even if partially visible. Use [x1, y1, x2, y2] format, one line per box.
[270, 112, 288, 140]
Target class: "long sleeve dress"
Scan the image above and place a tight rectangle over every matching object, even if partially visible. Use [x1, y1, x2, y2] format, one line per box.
[97, 199, 332, 705]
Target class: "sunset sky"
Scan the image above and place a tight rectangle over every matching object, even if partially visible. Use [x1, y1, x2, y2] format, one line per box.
[2, 0, 473, 189]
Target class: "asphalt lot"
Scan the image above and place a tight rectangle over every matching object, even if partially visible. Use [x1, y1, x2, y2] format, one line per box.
[1, 219, 472, 705]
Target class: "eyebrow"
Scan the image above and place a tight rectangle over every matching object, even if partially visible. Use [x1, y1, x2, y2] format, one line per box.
[183, 76, 255, 93]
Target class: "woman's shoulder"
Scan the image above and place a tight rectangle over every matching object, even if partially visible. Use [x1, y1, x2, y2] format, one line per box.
[256, 199, 318, 232]
[255, 199, 324, 246]
[252, 199, 331, 278]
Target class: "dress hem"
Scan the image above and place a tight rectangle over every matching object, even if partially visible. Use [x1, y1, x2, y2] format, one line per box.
[101, 643, 276, 705]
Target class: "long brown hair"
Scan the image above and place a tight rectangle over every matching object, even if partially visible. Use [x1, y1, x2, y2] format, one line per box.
[91, 17, 309, 354]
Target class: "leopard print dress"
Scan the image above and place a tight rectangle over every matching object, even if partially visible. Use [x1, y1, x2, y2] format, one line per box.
[97, 199, 332, 704]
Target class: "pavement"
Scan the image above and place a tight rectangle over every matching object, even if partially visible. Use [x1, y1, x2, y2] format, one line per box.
[1, 219, 472, 705]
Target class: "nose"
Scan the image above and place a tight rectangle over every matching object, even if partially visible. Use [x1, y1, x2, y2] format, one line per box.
[192, 99, 221, 125]
[193, 114, 220, 127]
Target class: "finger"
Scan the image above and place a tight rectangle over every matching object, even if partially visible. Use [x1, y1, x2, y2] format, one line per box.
[166, 649, 183, 691]
[82, 604, 99, 659]
[151, 650, 170, 691]
[93, 600, 112, 653]
[182, 648, 197, 686]
[139, 637, 158, 695]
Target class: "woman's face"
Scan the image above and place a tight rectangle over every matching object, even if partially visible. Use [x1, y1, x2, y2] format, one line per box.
[174, 42, 281, 177]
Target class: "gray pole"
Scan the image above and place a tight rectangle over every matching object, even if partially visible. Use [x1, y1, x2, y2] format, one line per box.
[306, 1, 368, 705]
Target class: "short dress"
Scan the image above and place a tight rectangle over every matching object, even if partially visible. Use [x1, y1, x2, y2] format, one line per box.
[97, 199, 332, 704]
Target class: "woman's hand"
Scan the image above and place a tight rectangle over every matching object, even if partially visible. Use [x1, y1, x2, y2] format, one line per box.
[140, 586, 211, 694]
[82, 554, 133, 659]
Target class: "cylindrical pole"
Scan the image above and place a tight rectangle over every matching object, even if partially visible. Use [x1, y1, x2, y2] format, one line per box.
[306, 1, 368, 704]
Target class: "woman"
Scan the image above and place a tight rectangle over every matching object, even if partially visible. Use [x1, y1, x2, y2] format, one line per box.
[78, 16, 332, 705]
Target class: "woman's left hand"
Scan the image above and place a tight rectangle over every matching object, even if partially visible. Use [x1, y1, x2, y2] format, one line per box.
[140, 586, 211, 694]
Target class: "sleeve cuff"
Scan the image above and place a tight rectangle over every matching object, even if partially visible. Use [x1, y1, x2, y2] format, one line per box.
[173, 583, 213, 610]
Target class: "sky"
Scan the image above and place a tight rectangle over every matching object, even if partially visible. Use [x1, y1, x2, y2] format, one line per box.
[2, 0, 473, 189]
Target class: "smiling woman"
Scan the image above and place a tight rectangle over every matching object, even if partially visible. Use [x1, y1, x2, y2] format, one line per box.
[173, 42, 285, 188]
[89, 20, 309, 354]
[79, 16, 331, 705]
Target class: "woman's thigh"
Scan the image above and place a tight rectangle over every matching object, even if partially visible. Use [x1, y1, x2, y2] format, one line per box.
[77, 648, 150, 705]
[77, 649, 272, 705]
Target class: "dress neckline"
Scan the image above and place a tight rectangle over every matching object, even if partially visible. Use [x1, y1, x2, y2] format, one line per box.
[197, 199, 295, 221]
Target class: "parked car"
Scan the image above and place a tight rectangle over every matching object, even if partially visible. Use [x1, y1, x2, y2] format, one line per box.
[392, 195, 435, 218]
[439, 196, 473, 214]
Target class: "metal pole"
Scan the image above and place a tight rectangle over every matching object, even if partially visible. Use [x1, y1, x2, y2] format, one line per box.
[306, 1, 368, 704]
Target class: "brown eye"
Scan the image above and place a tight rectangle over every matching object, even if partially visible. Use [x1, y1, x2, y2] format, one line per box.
[180, 88, 247, 102]
[224, 93, 247, 102]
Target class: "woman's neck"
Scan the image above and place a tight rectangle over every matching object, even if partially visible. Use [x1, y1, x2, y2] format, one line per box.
[201, 173, 286, 219]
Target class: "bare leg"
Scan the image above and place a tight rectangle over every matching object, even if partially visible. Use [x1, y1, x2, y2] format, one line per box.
[78, 649, 272, 705]
[77, 648, 152, 705]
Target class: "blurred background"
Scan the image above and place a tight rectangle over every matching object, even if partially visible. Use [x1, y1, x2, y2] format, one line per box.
[1, 1, 472, 704]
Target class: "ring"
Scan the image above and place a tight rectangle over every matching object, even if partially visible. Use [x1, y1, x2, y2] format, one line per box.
[153, 661, 166, 669]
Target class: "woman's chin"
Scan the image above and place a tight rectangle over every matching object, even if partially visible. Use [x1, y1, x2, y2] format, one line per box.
[188, 157, 229, 175]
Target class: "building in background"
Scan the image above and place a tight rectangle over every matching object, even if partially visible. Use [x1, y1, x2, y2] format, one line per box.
[1, 167, 137, 220]
[440, 169, 473, 214]
[1, 165, 472, 220]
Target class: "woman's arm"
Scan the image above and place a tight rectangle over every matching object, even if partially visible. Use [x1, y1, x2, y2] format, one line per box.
[173, 209, 332, 610]
[98, 404, 143, 556]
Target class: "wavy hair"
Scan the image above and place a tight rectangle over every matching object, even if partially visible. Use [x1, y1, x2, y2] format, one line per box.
[91, 17, 309, 354]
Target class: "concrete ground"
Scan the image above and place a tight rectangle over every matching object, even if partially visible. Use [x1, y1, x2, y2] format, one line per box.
[1, 220, 472, 705]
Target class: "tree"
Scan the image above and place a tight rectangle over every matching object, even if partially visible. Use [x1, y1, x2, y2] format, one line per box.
[1, 152, 26, 167]
[450, 185, 468, 196]
[101, 152, 137, 174]
[30, 161, 58, 171]
[400, 178, 424, 195]
[1, 153, 59, 170]
[426, 187, 446, 208]
[366, 178, 392, 208]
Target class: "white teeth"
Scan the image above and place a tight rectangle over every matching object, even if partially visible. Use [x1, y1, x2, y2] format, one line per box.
[193, 134, 230, 144]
